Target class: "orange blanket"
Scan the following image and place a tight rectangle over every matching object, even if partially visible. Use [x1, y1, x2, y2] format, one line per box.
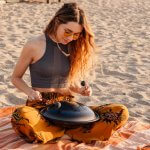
[0, 106, 150, 150]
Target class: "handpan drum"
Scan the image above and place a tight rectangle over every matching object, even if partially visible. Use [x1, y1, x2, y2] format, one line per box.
[40, 100, 99, 129]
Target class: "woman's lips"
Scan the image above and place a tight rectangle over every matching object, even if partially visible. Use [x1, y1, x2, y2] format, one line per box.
[63, 39, 69, 44]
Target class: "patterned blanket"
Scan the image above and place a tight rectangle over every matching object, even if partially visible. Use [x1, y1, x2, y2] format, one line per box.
[0, 106, 150, 150]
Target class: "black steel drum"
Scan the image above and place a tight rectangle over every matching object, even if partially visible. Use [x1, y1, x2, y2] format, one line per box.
[40, 101, 99, 128]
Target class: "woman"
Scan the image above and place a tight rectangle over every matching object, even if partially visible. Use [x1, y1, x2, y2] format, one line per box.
[11, 3, 129, 144]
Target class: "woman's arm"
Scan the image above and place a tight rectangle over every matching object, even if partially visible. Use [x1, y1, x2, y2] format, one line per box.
[11, 41, 42, 100]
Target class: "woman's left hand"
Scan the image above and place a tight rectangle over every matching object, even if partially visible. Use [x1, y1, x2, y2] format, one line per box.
[80, 85, 92, 96]
[69, 82, 92, 96]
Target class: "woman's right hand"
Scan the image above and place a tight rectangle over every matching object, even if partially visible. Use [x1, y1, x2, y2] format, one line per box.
[27, 90, 42, 101]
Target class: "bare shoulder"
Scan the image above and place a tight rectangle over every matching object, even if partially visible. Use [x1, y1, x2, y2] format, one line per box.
[18, 34, 46, 64]
[25, 34, 46, 50]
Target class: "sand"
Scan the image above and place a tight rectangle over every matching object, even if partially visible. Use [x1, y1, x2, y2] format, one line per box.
[0, 0, 150, 124]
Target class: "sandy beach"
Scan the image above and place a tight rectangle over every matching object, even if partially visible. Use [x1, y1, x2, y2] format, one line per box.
[0, 0, 150, 124]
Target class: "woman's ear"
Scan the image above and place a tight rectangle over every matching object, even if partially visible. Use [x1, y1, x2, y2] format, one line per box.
[55, 17, 60, 25]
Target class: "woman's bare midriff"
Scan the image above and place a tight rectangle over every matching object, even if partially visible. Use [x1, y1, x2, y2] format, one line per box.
[32, 87, 71, 96]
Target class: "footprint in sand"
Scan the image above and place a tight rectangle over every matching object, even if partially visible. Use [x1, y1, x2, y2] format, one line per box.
[0, 75, 5, 82]
[128, 92, 143, 99]
[0, 43, 6, 48]
[5, 60, 14, 69]
[103, 68, 137, 81]
[137, 100, 150, 106]
[5, 93, 26, 105]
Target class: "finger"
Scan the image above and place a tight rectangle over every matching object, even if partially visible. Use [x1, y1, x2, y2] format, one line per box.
[85, 91, 90, 95]
[35, 91, 42, 100]
[34, 95, 42, 101]
[39, 95, 42, 100]
[83, 89, 90, 93]
[81, 90, 85, 95]
[83, 89, 91, 96]
[84, 86, 88, 90]
[37, 93, 42, 99]
[81, 90, 88, 95]
[36, 91, 42, 97]
[28, 96, 35, 101]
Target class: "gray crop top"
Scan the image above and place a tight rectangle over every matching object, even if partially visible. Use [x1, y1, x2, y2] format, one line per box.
[29, 34, 70, 88]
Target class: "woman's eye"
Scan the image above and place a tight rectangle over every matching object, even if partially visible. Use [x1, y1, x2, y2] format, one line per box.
[75, 34, 80, 36]
[65, 31, 71, 34]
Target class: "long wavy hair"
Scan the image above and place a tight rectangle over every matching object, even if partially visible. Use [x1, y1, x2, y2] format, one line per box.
[44, 3, 97, 85]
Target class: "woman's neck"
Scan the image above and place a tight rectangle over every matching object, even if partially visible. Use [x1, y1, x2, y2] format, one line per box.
[49, 34, 60, 43]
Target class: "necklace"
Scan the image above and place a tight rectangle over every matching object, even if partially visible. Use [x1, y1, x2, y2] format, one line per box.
[56, 43, 70, 57]
[49, 34, 70, 57]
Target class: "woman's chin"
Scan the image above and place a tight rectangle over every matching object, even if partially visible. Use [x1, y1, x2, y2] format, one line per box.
[62, 42, 68, 45]
[60, 39, 71, 45]
[62, 39, 69, 45]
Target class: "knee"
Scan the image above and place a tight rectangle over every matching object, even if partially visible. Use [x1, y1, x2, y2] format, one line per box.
[110, 104, 129, 130]
[107, 103, 129, 123]
[11, 106, 41, 126]
[91, 103, 129, 127]
[116, 104, 129, 122]
[91, 103, 129, 119]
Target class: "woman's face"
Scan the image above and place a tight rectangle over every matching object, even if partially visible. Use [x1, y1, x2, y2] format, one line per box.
[56, 21, 83, 45]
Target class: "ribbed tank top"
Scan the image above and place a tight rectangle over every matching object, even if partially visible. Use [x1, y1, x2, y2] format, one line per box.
[29, 34, 70, 88]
